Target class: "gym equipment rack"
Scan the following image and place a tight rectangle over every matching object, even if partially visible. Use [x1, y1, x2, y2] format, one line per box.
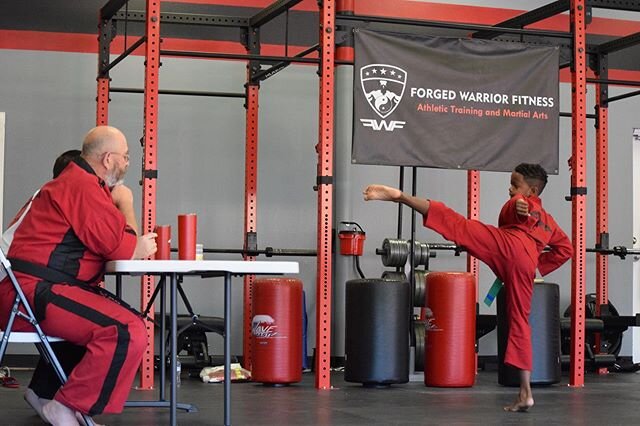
[94, 0, 640, 390]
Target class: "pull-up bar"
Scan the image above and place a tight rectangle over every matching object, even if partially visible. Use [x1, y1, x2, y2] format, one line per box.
[109, 88, 246, 98]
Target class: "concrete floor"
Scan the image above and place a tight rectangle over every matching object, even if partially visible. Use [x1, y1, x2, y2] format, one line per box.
[1, 367, 639, 425]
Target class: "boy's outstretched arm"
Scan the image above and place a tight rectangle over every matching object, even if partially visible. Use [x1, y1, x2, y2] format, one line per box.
[363, 184, 430, 216]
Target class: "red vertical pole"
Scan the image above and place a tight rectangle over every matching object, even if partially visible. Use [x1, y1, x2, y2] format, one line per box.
[569, 0, 587, 387]
[242, 22, 261, 371]
[242, 82, 259, 371]
[96, 14, 112, 126]
[466, 170, 480, 279]
[96, 78, 109, 125]
[594, 67, 609, 375]
[315, 0, 335, 390]
[336, 0, 354, 62]
[467, 170, 479, 373]
[138, 0, 161, 390]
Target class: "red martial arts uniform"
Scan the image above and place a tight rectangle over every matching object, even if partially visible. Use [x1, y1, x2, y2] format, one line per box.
[0, 158, 146, 415]
[424, 194, 572, 370]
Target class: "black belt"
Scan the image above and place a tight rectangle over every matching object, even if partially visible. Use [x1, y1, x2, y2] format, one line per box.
[9, 257, 91, 287]
[8, 257, 147, 320]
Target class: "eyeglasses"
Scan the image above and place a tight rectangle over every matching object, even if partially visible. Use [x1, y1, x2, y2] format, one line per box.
[104, 152, 130, 162]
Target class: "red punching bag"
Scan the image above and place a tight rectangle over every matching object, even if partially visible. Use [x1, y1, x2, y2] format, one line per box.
[251, 278, 303, 384]
[424, 272, 476, 387]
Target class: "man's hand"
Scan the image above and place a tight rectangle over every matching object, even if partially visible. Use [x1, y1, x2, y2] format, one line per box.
[132, 232, 158, 259]
[516, 198, 530, 216]
[363, 185, 402, 202]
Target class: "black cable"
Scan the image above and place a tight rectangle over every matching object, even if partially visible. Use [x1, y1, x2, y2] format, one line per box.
[285, 9, 289, 57]
[124, 1, 128, 51]
[354, 256, 365, 279]
[396, 167, 404, 273]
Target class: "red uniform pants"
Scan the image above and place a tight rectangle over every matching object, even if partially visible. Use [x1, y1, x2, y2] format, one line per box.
[425, 201, 537, 371]
[0, 276, 147, 415]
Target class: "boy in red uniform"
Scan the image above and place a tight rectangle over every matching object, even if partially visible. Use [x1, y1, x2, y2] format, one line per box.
[363, 163, 572, 412]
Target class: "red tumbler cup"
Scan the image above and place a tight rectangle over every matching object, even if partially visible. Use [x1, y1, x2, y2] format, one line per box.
[178, 214, 197, 260]
[155, 225, 171, 260]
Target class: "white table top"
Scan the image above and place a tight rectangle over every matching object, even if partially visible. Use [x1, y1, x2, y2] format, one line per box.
[105, 259, 299, 275]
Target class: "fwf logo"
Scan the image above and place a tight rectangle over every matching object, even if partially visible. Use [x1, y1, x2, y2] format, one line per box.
[252, 314, 278, 338]
[360, 63, 407, 132]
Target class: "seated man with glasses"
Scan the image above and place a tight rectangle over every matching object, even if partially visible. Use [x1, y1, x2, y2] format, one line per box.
[0, 126, 158, 425]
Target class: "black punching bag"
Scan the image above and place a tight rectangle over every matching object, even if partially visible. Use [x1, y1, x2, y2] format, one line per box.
[498, 282, 561, 386]
[345, 278, 410, 386]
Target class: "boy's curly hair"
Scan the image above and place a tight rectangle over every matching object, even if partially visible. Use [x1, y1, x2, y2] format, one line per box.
[515, 163, 548, 195]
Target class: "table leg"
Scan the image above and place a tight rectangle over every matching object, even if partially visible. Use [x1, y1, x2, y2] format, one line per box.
[115, 274, 122, 299]
[224, 272, 231, 426]
[160, 274, 167, 401]
[170, 272, 178, 426]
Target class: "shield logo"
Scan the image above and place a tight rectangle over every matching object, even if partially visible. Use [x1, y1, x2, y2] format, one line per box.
[360, 64, 407, 119]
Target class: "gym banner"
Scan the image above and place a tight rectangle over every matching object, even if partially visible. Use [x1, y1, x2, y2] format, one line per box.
[352, 30, 560, 173]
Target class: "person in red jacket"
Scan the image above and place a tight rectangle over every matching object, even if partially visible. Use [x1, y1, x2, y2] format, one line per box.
[363, 163, 572, 412]
[0, 126, 157, 425]
[2, 149, 140, 425]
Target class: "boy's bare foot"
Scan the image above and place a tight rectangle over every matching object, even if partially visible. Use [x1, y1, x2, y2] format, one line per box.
[42, 399, 80, 425]
[363, 185, 402, 202]
[23, 388, 51, 422]
[503, 396, 534, 412]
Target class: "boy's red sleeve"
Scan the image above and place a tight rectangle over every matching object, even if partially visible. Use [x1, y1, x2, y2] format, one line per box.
[499, 195, 537, 228]
[538, 219, 573, 276]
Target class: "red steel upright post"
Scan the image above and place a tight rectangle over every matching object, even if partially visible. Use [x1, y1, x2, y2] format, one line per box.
[138, 0, 161, 390]
[315, 0, 336, 390]
[594, 57, 609, 375]
[96, 15, 112, 136]
[569, 0, 587, 387]
[466, 171, 480, 280]
[242, 82, 260, 370]
[467, 170, 480, 372]
[241, 22, 261, 371]
[96, 78, 110, 126]
[336, 0, 354, 62]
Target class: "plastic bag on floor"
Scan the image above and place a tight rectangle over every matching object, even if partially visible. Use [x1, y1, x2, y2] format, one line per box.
[200, 363, 251, 383]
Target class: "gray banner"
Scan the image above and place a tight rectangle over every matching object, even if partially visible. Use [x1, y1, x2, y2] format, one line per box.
[352, 30, 560, 174]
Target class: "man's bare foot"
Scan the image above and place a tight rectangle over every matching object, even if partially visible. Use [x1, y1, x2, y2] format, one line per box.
[42, 399, 80, 425]
[503, 396, 534, 412]
[23, 388, 51, 422]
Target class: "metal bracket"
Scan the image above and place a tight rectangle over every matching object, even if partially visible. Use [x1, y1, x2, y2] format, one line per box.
[571, 186, 588, 195]
[596, 232, 609, 251]
[566, 186, 587, 201]
[143, 170, 158, 179]
[245, 232, 258, 253]
[316, 175, 333, 186]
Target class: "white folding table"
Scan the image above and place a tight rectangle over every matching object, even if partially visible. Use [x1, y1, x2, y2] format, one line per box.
[105, 260, 299, 426]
